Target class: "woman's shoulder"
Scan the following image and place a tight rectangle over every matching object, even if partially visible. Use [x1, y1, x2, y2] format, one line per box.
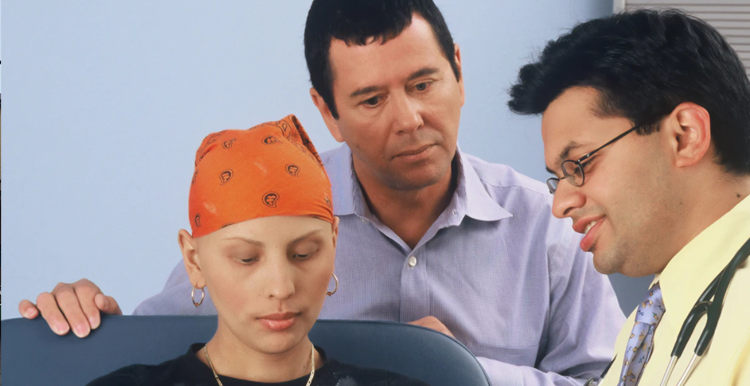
[318, 359, 431, 386]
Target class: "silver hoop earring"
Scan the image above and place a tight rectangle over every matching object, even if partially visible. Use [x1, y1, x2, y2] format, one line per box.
[192, 286, 205, 307]
[327, 273, 338, 296]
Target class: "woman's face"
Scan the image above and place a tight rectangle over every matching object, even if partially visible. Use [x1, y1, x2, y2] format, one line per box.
[181, 215, 338, 355]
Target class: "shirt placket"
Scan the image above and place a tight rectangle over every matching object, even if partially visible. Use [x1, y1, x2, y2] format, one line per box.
[399, 245, 430, 323]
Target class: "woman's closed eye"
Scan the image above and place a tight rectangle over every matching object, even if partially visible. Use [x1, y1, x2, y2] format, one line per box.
[292, 249, 317, 260]
[236, 256, 260, 264]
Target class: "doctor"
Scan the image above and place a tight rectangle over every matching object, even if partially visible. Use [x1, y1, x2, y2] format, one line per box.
[509, 9, 750, 385]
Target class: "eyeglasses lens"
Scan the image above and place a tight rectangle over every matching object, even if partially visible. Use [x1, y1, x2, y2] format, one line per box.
[546, 178, 559, 194]
[562, 160, 584, 186]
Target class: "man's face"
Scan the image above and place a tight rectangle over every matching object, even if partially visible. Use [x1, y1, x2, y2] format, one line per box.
[541, 87, 680, 277]
[316, 14, 464, 191]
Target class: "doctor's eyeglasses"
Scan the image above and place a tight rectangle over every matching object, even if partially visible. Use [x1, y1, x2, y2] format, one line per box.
[546, 124, 644, 195]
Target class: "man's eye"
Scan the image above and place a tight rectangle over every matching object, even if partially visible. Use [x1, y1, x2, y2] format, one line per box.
[580, 156, 596, 172]
[415, 82, 430, 91]
[236, 257, 259, 264]
[362, 96, 381, 106]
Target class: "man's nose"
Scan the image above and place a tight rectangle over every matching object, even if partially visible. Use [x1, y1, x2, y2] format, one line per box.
[551, 180, 586, 219]
[390, 93, 423, 134]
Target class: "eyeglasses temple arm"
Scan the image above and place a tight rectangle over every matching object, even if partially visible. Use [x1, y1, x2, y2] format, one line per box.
[581, 124, 643, 162]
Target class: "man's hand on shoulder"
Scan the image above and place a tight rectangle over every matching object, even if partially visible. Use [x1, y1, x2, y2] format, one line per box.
[18, 278, 122, 338]
[409, 316, 455, 339]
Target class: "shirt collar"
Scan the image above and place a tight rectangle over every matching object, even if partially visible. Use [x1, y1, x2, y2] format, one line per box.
[328, 144, 512, 223]
[326, 144, 358, 217]
[452, 146, 512, 222]
[656, 194, 750, 329]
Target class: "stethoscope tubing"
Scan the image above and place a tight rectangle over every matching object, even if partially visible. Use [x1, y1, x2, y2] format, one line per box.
[660, 235, 750, 386]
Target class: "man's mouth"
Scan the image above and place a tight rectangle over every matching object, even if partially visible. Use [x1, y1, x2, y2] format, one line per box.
[584, 220, 598, 235]
[574, 216, 605, 252]
[581, 220, 605, 252]
[395, 144, 434, 158]
[573, 216, 605, 234]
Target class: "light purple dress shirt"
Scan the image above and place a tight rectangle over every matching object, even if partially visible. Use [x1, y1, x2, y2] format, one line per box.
[135, 144, 624, 386]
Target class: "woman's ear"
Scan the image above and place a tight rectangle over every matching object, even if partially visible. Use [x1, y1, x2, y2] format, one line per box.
[178, 229, 205, 288]
[331, 216, 340, 250]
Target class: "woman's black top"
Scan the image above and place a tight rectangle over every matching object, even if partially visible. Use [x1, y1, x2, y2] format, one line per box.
[88, 344, 430, 386]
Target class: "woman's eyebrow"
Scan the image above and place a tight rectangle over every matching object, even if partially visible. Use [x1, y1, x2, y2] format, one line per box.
[289, 230, 323, 245]
[223, 236, 264, 247]
[222, 229, 323, 246]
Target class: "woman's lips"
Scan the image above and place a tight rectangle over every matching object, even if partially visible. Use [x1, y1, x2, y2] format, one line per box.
[258, 312, 298, 331]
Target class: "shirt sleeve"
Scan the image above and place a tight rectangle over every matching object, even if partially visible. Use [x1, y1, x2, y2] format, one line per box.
[132, 259, 218, 315]
[475, 228, 625, 386]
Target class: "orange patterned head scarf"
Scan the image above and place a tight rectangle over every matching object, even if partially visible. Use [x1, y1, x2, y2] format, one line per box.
[189, 115, 333, 238]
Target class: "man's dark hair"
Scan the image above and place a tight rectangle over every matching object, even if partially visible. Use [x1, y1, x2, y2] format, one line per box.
[304, 0, 460, 119]
[508, 9, 750, 175]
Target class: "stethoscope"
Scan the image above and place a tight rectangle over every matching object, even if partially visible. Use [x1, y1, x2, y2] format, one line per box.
[585, 235, 750, 386]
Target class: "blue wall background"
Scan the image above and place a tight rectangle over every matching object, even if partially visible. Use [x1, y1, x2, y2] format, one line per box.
[1, 0, 652, 320]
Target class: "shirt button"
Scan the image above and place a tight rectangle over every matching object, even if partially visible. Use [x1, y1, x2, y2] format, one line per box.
[452, 209, 457, 216]
[408, 256, 417, 267]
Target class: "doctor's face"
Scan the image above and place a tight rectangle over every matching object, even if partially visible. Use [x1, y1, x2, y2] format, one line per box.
[541, 87, 681, 277]
[313, 14, 465, 191]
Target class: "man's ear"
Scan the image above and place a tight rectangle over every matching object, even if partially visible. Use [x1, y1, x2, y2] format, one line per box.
[178, 229, 205, 289]
[454, 43, 465, 106]
[310, 88, 345, 143]
[666, 102, 712, 168]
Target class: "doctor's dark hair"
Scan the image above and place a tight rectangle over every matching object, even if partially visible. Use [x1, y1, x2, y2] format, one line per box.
[508, 9, 750, 175]
[304, 0, 460, 119]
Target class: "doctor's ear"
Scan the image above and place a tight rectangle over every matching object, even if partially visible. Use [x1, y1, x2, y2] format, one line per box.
[310, 87, 344, 143]
[178, 229, 205, 289]
[665, 102, 712, 168]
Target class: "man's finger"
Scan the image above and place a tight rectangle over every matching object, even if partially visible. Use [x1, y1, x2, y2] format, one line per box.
[53, 285, 92, 338]
[408, 316, 455, 338]
[18, 299, 40, 319]
[35, 292, 71, 336]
